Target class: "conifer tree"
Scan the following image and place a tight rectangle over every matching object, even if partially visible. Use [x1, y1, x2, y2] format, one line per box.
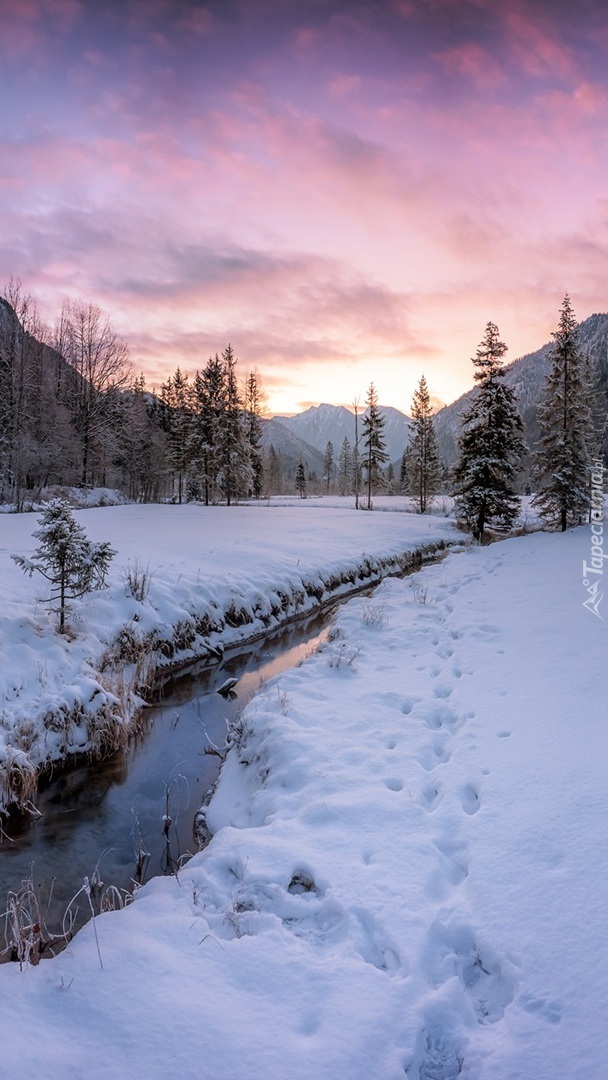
[338, 436, 352, 495]
[295, 460, 307, 498]
[160, 367, 193, 503]
[244, 370, 265, 498]
[323, 440, 334, 494]
[216, 345, 252, 505]
[406, 374, 443, 513]
[191, 355, 226, 505]
[453, 322, 524, 539]
[532, 295, 592, 530]
[399, 448, 408, 494]
[361, 383, 388, 510]
[12, 499, 115, 633]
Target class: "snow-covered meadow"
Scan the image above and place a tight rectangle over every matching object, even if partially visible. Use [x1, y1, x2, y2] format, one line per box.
[0, 504, 606, 1079]
[0, 500, 457, 809]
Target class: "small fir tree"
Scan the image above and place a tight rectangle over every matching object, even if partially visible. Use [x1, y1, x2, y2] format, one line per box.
[338, 436, 352, 495]
[406, 374, 443, 513]
[295, 461, 307, 498]
[361, 383, 388, 510]
[12, 499, 116, 633]
[399, 447, 408, 494]
[453, 322, 524, 539]
[323, 440, 334, 494]
[532, 295, 593, 530]
[244, 370, 265, 498]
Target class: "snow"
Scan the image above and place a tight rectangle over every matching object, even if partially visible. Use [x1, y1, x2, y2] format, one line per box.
[0, 501, 457, 806]
[0, 512, 606, 1079]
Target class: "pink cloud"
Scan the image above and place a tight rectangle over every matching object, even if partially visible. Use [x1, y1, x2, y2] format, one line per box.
[504, 8, 579, 82]
[434, 41, 507, 91]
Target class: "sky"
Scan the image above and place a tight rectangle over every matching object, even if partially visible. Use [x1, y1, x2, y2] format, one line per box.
[2, 0, 608, 414]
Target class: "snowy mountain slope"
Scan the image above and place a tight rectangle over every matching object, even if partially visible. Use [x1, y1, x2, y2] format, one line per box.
[433, 312, 608, 466]
[273, 402, 411, 463]
[259, 417, 325, 477]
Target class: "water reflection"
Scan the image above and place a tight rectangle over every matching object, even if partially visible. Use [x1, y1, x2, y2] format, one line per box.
[0, 610, 332, 955]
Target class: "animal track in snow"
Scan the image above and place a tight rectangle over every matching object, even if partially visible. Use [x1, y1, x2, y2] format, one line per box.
[432, 835, 469, 886]
[417, 737, 452, 771]
[420, 783, 443, 812]
[432, 682, 453, 700]
[425, 920, 515, 1024]
[402, 696, 419, 715]
[424, 703, 461, 732]
[384, 776, 404, 792]
[496, 730, 511, 738]
[459, 784, 481, 815]
[434, 644, 454, 660]
[350, 907, 404, 976]
[407, 1007, 465, 1080]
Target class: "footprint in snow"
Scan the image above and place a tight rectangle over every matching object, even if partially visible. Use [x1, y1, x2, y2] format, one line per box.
[433, 682, 453, 700]
[406, 1008, 466, 1080]
[385, 777, 404, 792]
[424, 920, 515, 1024]
[459, 784, 481, 815]
[420, 783, 443, 812]
[351, 907, 404, 976]
[417, 737, 452, 771]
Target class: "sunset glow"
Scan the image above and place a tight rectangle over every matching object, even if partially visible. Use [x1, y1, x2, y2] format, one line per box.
[2, 0, 608, 413]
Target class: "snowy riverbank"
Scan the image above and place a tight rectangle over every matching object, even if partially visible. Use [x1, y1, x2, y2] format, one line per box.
[0, 502, 458, 810]
[0, 524, 606, 1078]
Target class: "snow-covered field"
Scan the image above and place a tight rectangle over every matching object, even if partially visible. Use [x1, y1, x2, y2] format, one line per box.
[0, 501, 457, 808]
[0, 517, 606, 1079]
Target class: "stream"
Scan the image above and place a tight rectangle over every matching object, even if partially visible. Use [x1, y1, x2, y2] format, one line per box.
[0, 608, 333, 958]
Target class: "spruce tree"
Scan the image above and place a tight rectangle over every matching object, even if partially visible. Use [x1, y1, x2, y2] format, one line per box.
[295, 461, 307, 498]
[216, 345, 252, 505]
[12, 499, 115, 633]
[160, 367, 193, 503]
[406, 374, 443, 513]
[399, 448, 408, 494]
[244, 370, 264, 498]
[323, 440, 334, 494]
[338, 437, 352, 495]
[361, 383, 388, 510]
[532, 295, 592, 530]
[453, 322, 524, 539]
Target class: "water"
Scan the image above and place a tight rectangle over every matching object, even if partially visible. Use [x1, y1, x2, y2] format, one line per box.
[0, 610, 332, 957]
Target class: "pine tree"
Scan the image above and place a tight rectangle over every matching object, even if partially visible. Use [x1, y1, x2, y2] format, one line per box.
[361, 383, 388, 510]
[160, 367, 194, 504]
[295, 460, 307, 498]
[216, 345, 252, 505]
[453, 322, 525, 539]
[323, 440, 334, 494]
[191, 355, 226, 505]
[406, 374, 443, 513]
[399, 447, 408, 494]
[532, 295, 593, 530]
[12, 499, 115, 633]
[244, 370, 265, 498]
[338, 437, 352, 495]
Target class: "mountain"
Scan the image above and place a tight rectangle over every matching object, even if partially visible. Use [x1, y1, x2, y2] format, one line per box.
[433, 312, 608, 468]
[273, 403, 411, 464]
[259, 417, 325, 478]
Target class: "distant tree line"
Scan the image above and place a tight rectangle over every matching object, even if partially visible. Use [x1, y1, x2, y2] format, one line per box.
[0, 281, 268, 508]
[1, 281, 603, 531]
